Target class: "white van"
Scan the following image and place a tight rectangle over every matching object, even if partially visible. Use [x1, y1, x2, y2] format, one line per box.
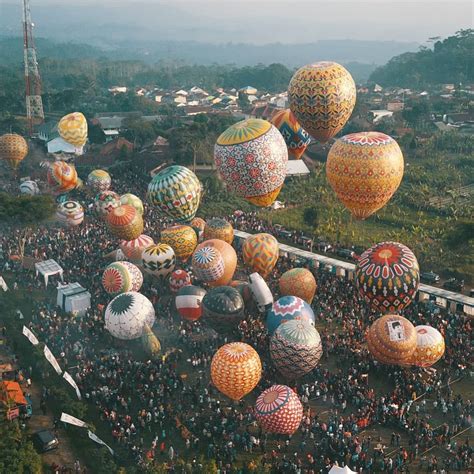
[249, 273, 274, 313]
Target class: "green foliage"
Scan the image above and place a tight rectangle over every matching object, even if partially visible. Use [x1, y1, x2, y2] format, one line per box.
[303, 206, 318, 227]
[0, 193, 55, 224]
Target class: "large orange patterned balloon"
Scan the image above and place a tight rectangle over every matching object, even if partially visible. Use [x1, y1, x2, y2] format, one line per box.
[367, 314, 417, 365]
[327, 132, 404, 219]
[279, 268, 317, 304]
[106, 205, 144, 241]
[58, 112, 88, 148]
[408, 325, 445, 368]
[0, 133, 28, 170]
[161, 225, 197, 262]
[47, 161, 78, 194]
[203, 218, 234, 245]
[211, 342, 262, 401]
[242, 233, 279, 279]
[288, 62, 356, 143]
[271, 109, 310, 160]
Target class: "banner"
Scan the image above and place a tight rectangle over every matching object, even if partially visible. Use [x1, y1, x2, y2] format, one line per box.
[43, 345, 62, 375]
[63, 371, 82, 400]
[88, 430, 114, 455]
[22, 326, 39, 346]
[60, 412, 88, 428]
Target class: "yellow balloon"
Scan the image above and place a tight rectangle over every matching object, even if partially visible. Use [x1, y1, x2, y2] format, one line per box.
[58, 112, 88, 147]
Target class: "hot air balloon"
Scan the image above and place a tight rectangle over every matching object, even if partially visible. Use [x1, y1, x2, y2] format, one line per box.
[367, 314, 417, 365]
[356, 241, 420, 313]
[106, 205, 144, 241]
[56, 201, 84, 227]
[203, 218, 234, 245]
[94, 191, 120, 218]
[161, 225, 197, 262]
[105, 292, 155, 340]
[142, 324, 161, 357]
[169, 269, 191, 293]
[288, 61, 356, 143]
[409, 325, 445, 368]
[147, 165, 201, 222]
[120, 234, 154, 263]
[242, 233, 279, 279]
[102, 261, 143, 295]
[270, 320, 322, 379]
[141, 244, 176, 279]
[214, 119, 288, 207]
[87, 170, 111, 193]
[120, 193, 144, 215]
[255, 385, 303, 434]
[175, 285, 207, 321]
[271, 109, 311, 160]
[267, 296, 315, 336]
[47, 161, 78, 195]
[0, 133, 28, 170]
[75, 178, 84, 190]
[211, 342, 262, 401]
[191, 217, 206, 241]
[58, 112, 88, 148]
[230, 280, 255, 311]
[326, 132, 404, 219]
[202, 286, 244, 334]
[249, 273, 274, 313]
[192, 239, 237, 287]
[19, 180, 39, 195]
[279, 268, 317, 304]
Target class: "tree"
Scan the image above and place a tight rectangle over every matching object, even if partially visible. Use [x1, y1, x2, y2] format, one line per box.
[303, 207, 318, 227]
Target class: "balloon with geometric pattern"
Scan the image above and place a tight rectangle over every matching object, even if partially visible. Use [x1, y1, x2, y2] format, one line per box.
[202, 286, 245, 334]
[0, 133, 28, 170]
[120, 234, 154, 263]
[147, 165, 201, 223]
[106, 205, 144, 241]
[58, 112, 88, 148]
[141, 243, 176, 279]
[267, 296, 315, 336]
[279, 268, 317, 304]
[19, 180, 39, 195]
[326, 132, 404, 219]
[104, 292, 155, 340]
[288, 61, 356, 143]
[203, 218, 234, 245]
[47, 161, 78, 195]
[175, 285, 207, 321]
[161, 225, 197, 262]
[408, 325, 445, 368]
[94, 191, 121, 218]
[242, 233, 279, 279]
[87, 169, 111, 193]
[255, 384, 303, 435]
[56, 201, 84, 227]
[214, 119, 288, 207]
[211, 342, 262, 401]
[271, 109, 311, 160]
[102, 261, 143, 295]
[191, 217, 206, 241]
[169, 269, 191, 293]
[356, 241, 420, 313]
[120, 193, 144, 215]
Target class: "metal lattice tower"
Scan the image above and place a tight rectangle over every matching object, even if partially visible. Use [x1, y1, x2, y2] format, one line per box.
[23, 0, 44, 136]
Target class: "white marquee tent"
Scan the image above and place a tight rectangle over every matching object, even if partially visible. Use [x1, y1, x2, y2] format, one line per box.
[57, 283, 91, 316]
[329, 466, 357, 474]
[35, 259, 64, 287]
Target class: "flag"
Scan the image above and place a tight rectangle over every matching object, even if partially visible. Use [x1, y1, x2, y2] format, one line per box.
[22, 326, 39, 346]
[43, 345, 62, 375]
[63, 371, 82, 400]
[88, 430, 114, 455]
[60, 412, 88, 428]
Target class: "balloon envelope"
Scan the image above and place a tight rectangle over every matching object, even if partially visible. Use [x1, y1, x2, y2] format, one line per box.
[120, 193, 143, 215]
[47, 162, 78, 195]
[267, 296, 315, 335]
[0, 133, 28, 170]
[56, 201, 84, 227]
[58, 112, 88, 148]
[87, 169, 111, 192]
[271, 109, 310, 159]
[176, 285, 207, 321]
[169, 269, 191, 293]
[202, 286, 245, 333]
[106, 205, 144, 241]
[161, 225, 197, 261]
[120, 235, 154, 263]
[142, 244, 176, 279]
[94, 191, 120, 218]
[19, 180, 39, 195]
[279, 268, 317, 304]
[102, 261, 143, 295]
[242, 233, 279, 279]
[142, 324, 161, 357]
[409, 325, 445, 367]
[203, 218, 234, 245]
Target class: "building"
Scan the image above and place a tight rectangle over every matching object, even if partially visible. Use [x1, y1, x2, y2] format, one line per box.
[47, 137, 76, 154]
[184, 105, 211, 116]
[369, 109, 394, 123]
[38, 121, 58, 142]
[387, 101, 405, 112]
[95, 116, 124, 142]
[100, 138, 134, 157]
[239, 86, 258, 95]
[108, 86, 128, 94]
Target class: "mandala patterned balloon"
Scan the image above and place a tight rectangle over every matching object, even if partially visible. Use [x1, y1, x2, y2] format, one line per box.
[242, 233, 279, 279]
[356, 241, 420, 313]
[270, 320, 322, 379]
[267, 296, 315, 336]
[214, 119, 288, 207]
[255, 385, 303, 435]
[94, 191, 121, 218]
[120, 234, 154, 263]
[106, 205, 144, 241]
[19, 180, 39, 195]
[58, 112, 88, 148]
[327, 132, 404, 219]
[102, 261, 143, 295]
[409, 325, 445, 368]
[203, 218, 234, 245]
[147, 165, 201, 223]
[56, 201, 84, 227]
[104, 292, 155, 340]
[279, 268, 317, 304]
[87, 170, 111, 193]
[271, 109, 311, 160]
[47, 162, 78, 195]
[161, 225, 197, 261]
[169, 269, 191, 293]
[176, 285, 207, 321]
[0, 133, 28, 170]
[141, 244, 176, 279]
[211, 342, 262, 401]
[202, 286, 245, 334]
[120, 193, 144, 215]
[288, 61, 356, 143]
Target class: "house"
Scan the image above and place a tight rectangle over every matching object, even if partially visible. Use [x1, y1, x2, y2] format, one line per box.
[184, 105, 211, 116]
[443, 84, 455, 92]
[189, 86, 209, 97]
[47, 137, 77, 154]
[95, 116, 124, 142]
[136, 88, 147, 96]
[38, 121, 58, 142]
[387, 101, 405, 112]
[100, 138, 134, 157]
[247, 95, 258, 103]
[108, 86, 127, 94]
[443, 112, 474, 124]
[369, 110, 394, 123]
[155, 95, 163, 103]
[373, 84, 383, 92]
[249, 104, 279, 121]
[174, 95, 187, 105]
[175, 89, 188, 97]
[239, 86, 258, 95]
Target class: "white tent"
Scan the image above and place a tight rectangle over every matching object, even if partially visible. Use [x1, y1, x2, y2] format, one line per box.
[329, 466, 357, 474]
[0, 276, 8, 291]
[57, 283, 91, 316]
[286, 160, 310, 177]
[47, 137, 77, 154]
[35, 259, 64, 287]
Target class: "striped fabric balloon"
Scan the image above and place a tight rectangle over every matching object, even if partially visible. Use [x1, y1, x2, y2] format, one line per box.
[175, 285, 207, 321]
[120, 234, 154, 263]
[58, 112, 88, 147]
[106, 205, 144, 241]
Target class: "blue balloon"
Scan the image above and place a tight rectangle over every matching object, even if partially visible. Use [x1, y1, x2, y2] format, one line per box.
[266, 296, 315, 335]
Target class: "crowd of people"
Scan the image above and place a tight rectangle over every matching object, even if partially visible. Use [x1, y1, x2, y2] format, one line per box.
[0, 167, 472, 473]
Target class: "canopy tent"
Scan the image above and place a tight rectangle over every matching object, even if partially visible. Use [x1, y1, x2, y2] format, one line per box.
[286, 160, 310, 177]
[35, 259, 64, 287]
[57, 283, 91, 316]
[328, 466, 357, 474]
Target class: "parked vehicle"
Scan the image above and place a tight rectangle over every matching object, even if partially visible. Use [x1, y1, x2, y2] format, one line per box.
[443, 278, 464, 292]
[278, 230, 293, 240]
[336, 248, 355, 259]
[32, 430, 59, 453]
[420, 271, 441, 284]
[316, 242, 332, 252]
